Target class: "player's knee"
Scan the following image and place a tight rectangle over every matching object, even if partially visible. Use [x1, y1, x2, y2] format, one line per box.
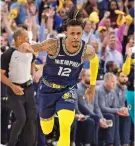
[40, 117, 54, 135]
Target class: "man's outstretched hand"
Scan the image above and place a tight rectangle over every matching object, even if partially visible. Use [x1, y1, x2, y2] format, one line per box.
[84, 85, 95, 104]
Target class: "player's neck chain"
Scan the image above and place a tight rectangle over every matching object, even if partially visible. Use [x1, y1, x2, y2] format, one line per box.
[62, 38, 82, 56]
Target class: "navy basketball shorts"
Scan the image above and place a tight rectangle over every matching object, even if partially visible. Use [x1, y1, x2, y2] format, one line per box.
[37, 80, 77, 120]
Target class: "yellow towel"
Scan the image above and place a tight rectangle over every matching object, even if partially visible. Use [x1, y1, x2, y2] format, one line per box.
[115, 10, 125, 15]
[17, 0, 27, 4]
[89, 12, 99, 24]
[117, 15, 125, 26]
[115, 10, 125, 26]
[56, 0, 65, 13]
[8, 8, 19, 19]
[125, 14, 133, 25]
[98, 26, 107, 32]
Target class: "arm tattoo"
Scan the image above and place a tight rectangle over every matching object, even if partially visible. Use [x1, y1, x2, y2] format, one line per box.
[31, 39, 58, 55]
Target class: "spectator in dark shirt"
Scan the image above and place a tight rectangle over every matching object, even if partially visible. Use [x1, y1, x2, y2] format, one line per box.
[128, 0, 134, 36]
[108, 0, 119, 28]
[122, 47, 134, 146]
[114, 69, 131, 146]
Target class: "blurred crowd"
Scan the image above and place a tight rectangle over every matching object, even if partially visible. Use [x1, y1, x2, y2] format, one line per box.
[0, 0, 134, 77]
[0, 0, 134, 146]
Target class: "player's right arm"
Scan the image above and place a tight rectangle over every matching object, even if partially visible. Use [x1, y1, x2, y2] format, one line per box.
[31, 39, 58, 55]
[18, 39, 58, 56]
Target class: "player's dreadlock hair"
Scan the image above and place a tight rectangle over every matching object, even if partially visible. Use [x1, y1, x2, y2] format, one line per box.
[62, 6, 84, 31]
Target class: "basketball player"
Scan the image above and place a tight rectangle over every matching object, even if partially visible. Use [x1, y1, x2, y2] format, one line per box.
[18, 6, 99, 146]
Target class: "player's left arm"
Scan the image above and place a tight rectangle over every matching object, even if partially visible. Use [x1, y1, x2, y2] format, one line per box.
[83, 45, 99, 85]
[83, 45, 99, 104]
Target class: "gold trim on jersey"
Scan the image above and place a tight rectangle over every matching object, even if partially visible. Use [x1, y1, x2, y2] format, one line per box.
[62, 38, 82, 56]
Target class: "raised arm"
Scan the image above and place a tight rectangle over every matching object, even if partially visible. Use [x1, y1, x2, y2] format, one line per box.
[18, 39, 58, 56]
[31, 39, 58, 54]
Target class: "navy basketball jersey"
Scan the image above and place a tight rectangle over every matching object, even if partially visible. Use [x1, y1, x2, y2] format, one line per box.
[42, 37, 86, 86]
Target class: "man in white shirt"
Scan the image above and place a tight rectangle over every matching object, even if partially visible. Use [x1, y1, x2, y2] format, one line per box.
[104, 34, 123, 72]
[1, 27, 37, 146]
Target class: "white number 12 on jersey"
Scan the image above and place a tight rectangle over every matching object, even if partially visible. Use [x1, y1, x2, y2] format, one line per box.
[58, 67, 71, 77]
